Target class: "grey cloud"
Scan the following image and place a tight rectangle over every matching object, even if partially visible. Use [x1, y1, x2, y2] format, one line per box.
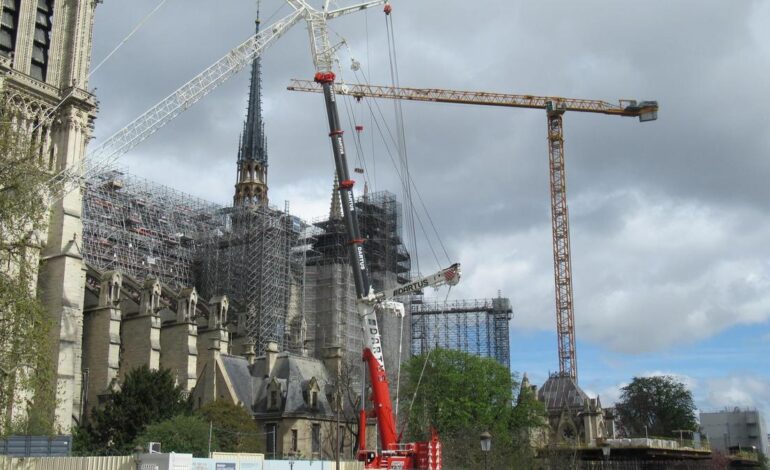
[90, 1, 770, 360]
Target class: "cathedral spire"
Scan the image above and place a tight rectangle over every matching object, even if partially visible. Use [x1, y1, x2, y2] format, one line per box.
[234, 3, 268, 207]
[329, 173, 343, 220]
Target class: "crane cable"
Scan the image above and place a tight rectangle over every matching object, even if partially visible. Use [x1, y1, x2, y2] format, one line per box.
[384, 7, 421, 278]
[399, 285, 453, 439]
[331, 23, 451, 268]
[33, 0, 169, 134]
[348, 71, 450, 267]
[334, 34, 450, 270]
[333, 8, 457, 424]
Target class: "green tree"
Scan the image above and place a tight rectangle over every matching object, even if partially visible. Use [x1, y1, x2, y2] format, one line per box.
[134, 415, 214, 458]
[401, 349, 544, 469]
[74, 366, 190, 455]
[196, 400, 262, 453]
[510, 377, 548, 466]
[615, 375, 697, 438]
[0, 106, 56, 436]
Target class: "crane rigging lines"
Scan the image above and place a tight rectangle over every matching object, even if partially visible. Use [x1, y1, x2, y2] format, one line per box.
[287, 78, 659, 382]
[45, 0, 391, 205]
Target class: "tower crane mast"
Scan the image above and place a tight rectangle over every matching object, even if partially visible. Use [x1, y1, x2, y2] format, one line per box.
[287, 79, 658, 381]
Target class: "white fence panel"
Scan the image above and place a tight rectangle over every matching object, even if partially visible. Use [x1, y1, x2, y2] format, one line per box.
[0, 455, 134, 470]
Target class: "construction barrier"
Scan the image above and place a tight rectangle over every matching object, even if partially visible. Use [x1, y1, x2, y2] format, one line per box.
[0, 455, 364, 470]
[0, 455, 134, 470]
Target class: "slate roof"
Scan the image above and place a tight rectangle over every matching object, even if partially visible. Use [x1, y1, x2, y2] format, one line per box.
[537, 373, 591, 411]
[220, 354, 255, 406]
[219, 352, 337, 419]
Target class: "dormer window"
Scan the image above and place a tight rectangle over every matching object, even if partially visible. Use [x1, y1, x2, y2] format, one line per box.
[303, 377, 320, 410]
[267, 378, 281, 411]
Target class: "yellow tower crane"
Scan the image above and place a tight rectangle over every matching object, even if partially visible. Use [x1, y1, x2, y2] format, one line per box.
[287, 79, 658, 381]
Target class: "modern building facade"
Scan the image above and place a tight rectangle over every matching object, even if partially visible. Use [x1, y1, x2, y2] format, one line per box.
[700, 408, 768, 457]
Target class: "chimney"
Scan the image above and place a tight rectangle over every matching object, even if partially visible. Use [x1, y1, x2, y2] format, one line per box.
[265, 341, 279, 376]
[243, 341, 256, 366]
[323, 345, 343, 378]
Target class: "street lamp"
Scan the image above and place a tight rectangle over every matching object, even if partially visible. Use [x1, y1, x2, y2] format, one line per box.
[480, 431, 492, 470]
[601, 443, 611, 461]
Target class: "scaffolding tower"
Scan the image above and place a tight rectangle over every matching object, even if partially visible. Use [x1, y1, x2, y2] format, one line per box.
[411, 295, 513, 368]
[81, 169, 223, 289]
[356, 191, 411, 290]
[197, 203, 306, 354]
[304, 190, 411, 374]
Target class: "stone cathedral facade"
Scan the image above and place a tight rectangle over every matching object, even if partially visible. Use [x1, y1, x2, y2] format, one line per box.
[0, 0, 98, 432]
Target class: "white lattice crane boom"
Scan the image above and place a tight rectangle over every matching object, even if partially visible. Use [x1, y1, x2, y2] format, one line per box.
[47, 0, 387, 203]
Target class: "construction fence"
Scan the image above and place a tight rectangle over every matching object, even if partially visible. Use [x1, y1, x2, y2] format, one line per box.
[0, 455, 134, 470]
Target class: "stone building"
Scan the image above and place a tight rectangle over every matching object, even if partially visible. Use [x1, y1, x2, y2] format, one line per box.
[1, 0, 405, 440]
[81, 264, 233, 419]
[536, 373, 614, 446]
[190, 341, 363, 460]
[305, 190, 412, 396]
[0, 0, 98, 432]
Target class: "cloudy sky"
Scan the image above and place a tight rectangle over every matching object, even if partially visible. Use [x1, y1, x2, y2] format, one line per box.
[89, 0, 770, 429]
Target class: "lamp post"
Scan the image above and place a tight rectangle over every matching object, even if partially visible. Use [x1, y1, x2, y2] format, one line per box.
[480, 431, 492, 470]
[601, 443, 611, 461]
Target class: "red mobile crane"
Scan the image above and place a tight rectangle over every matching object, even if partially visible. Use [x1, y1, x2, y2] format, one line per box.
[313, 67, 461, 469]
[357, 266, 460, 469]
[311, 9, 461, 462]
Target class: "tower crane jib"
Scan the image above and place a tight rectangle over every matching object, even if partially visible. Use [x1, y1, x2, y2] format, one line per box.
[287, 79, 658, 382]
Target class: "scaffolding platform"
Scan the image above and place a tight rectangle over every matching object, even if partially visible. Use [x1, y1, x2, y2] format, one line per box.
[411, 295, 513, 368]
[82, 169, 222, 289]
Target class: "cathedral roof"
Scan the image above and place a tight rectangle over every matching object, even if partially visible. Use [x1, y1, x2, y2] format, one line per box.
[537, 373, 590, 411]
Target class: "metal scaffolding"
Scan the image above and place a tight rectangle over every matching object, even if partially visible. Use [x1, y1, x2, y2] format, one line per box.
[304, 190, 411, 372]
[411, 295, 513, 368]
[82, 169, 309, 355]
[197, 203, 307, 354]
[356, 191, 411, 291]
[81, 169, 222, 289]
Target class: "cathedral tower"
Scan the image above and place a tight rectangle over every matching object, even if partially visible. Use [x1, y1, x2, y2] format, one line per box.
[0, 0, 99, 432]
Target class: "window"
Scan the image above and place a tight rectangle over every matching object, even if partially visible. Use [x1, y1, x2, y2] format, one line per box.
[311, 423, 321, 454]
[310, 390, 318, 409]
[0, 0, 20, 58]
[267, 380, 281, 411]
[291, 429, 298, 452]
[30, 0, 53, 81]
[266, 423, 277, 458]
